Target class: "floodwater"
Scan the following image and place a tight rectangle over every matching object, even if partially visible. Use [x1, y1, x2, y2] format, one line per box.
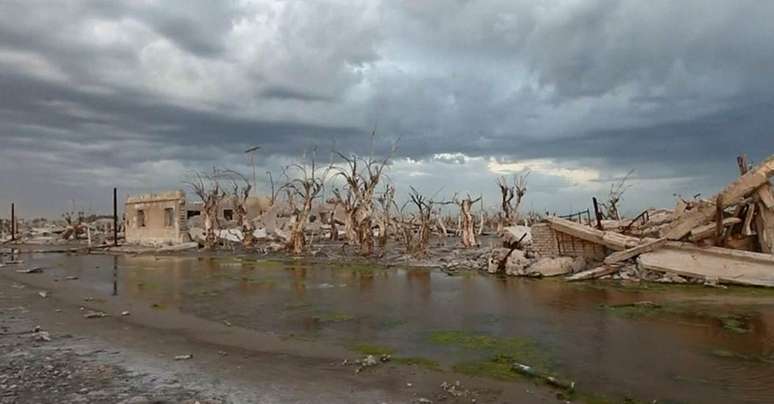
[24, 253, 774, 403]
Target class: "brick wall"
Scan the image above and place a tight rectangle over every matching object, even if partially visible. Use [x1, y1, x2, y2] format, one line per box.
[531, 223, 607, 260]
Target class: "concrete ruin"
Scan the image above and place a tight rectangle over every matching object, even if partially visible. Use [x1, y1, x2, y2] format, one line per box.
[531, 222, 607, 260]
[186, 195, 273, 224]
[125, 191, 188, 245]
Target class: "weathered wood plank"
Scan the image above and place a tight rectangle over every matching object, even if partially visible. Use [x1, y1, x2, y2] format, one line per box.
[756, 203, 774, 254]
[604, 237, 667, 265]
[757, 183, 774, 209]
[688, 217, 742, 242]
[566, 265, 619, 281]
[662, 156, 774, 240]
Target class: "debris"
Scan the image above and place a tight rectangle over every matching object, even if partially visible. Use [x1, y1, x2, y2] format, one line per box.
[511, 362, 575, 391]
[64, 276, 79, 280]
[156, 242, 199, 253]
[440, 380, 472, 398]
[638, 242, 774, 287]
[544, 216, 640, 250]
[83, 311, 107, 319]
[174, 354, 193, 360]
[222, 320, 232, 327]
[526, 256, 586, 277]
[352, 354, 391, 373]
[501, 225, 532, 247]
[487, 248, 530, 275]
[38, 291, 49, 298]
[688, 218, 742, 241]
[120, 311, 130, 316]
[566, 265, 619, 281]
[603, 237, 667, 265]
[662, 156, 774, 240]
[16, 266, 43, 273]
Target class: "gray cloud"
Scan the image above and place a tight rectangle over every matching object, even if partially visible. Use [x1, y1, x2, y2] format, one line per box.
[1, 0, 773, 216]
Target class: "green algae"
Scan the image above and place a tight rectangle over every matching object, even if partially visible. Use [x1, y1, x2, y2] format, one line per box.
[710, 349, 774, 364]
[392, 356, 441, 370]
[429, 330, 551, 369]
[350, 343, 394, 356]
[452, 355, 521, 381]
[317, 312, 355, 322]
[600, 301, 755, 334]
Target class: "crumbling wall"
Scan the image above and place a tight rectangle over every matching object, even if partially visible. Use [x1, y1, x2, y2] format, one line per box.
[531, 223, 607, 260]
[125, 190, 187, 245]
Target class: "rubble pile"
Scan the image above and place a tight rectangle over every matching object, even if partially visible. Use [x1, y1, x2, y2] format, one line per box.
[487, 155, 774, 288]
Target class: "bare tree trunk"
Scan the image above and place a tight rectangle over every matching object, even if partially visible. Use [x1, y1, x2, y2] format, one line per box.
[203, 198, 219, 249]
[460, 199, 477, 247]
[436, 213, 447, 237]
[329, 218, 339, 241]
[288, 213, 307, 254]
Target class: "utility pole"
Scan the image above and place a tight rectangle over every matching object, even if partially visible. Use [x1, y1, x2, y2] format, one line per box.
[10, 202, 15, 241]
[244, 146, 261, 196]
[113, 187, 118, 246]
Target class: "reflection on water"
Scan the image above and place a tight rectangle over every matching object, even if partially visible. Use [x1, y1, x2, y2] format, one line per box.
[28, 253, 774, 403]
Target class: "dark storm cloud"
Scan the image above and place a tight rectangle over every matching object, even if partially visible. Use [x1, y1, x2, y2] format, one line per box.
[1, 0, 773, 215]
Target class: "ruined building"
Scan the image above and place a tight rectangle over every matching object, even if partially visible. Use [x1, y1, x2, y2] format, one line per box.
[125, 191, 188, 245]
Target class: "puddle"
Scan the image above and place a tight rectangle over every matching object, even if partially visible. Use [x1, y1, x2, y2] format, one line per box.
[23, 253, 774, 403]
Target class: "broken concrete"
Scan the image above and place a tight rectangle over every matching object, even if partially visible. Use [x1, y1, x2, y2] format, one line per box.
[638, 242, 774, 287]
[526, 256, 586, 277]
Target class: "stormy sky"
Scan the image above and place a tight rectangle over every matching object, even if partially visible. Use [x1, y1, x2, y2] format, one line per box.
[2, 0, 773, 218]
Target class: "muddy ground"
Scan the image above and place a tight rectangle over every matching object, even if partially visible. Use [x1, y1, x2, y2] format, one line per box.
[0, 253, 561, 404]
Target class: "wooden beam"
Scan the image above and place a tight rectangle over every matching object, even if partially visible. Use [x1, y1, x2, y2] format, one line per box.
[566, 265, 619, 281]
[688, 217, 742, 241]
[756, 203, 774, 254]
[758, 183, 774, 209]
[662, 155, 774, 240]
[742, 203, 756, 236]
[604, 237, 667, 265]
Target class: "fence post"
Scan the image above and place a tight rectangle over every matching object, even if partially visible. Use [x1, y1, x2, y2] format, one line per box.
[592, 197, 604, 230]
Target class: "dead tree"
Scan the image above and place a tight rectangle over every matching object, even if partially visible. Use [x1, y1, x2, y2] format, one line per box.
[224, 170, 254, 248]
[375, 184, 395, 251]
[186, 168, 227, 249]
[496, 172, 529, 228]
[604, 169, 634, 220]
[331, 143, 394, 256]
[61, 211, 86, 240]
[331, 187, 356, 242]
[453, 193, 482, 248]
[435, 207, 448, 237]
[393, 187, 439, 256]
[280, 155, 326, 254]
[266, 170, 278, 205]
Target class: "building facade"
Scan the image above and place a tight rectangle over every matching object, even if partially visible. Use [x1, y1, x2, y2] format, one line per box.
[125, 190, 188, 245]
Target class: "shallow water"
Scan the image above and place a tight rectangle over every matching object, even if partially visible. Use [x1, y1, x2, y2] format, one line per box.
[27, 253, 774, 403]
